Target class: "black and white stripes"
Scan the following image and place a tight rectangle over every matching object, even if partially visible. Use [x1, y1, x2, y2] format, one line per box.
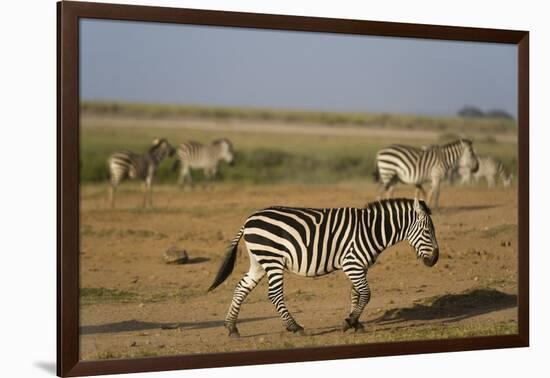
[208, 198, 439, 337]
[174, 139, 235, 188]
[374, 139, 479, 208]
[107, 138, 175, 208]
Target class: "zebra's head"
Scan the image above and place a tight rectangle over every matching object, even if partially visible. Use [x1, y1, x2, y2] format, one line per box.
[458, 139, 479, 174]
[150, 138, 175, 159]
[407, 198, 439, 267]
[214, 138, 235, 165]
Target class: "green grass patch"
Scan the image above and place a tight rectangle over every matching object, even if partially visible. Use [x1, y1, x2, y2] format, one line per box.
[80, 114, 517, 185]
[80, 287, 139, 305]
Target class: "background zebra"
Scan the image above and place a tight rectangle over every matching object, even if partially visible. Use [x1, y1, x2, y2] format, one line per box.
[452, 155, 513, 188]
[374, 139, 479, 208]
[208, 198, 439, 337]
[107, 138, 175, 208]
[174, 138, 235, 188]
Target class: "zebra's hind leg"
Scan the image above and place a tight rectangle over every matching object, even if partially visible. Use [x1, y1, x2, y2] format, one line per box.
[224, 262, 265, 338]
[108, 184, 117, 209]
[427, 178, 442, 209]
[343, 265, 370, 333]
[266, 268, 304, 335]
[178, 165, 191, 190]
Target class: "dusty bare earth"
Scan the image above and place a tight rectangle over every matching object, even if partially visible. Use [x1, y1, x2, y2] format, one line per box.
[79, 182, 518, 360]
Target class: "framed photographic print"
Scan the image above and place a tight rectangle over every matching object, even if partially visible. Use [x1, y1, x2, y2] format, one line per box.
[57, 1, 529, 376]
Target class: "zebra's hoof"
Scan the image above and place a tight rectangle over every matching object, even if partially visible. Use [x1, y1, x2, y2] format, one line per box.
[225, 323, 240, 338]
[342, 318, 363, 333]
[287, 324, 305, 335]
[342, 319, 353, 332]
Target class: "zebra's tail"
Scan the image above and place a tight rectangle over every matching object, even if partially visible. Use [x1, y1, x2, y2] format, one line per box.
[208, 225, 245, 292]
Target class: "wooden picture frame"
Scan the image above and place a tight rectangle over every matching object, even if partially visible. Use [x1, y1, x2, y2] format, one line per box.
[57, 1, 529, 376]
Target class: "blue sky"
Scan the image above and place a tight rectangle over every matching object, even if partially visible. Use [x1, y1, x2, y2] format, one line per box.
[80, 19, 517, 117]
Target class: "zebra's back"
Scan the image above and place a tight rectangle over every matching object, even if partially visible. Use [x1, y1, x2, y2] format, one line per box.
[243, 206, 364, 277]
[376, 144, 427, 185]
[108, 150, 149, 181]
[474, 156, 512, 186]
[176, 141, 216, 169]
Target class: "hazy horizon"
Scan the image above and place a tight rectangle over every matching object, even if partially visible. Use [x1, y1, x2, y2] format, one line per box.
[80, 19, 518, 118]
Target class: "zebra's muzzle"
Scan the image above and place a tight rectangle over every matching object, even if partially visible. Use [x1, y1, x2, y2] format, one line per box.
[422, 247, 439, 267]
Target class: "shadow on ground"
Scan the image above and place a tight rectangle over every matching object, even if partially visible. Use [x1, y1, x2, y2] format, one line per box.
[373, 288, 517, 324]
[81, 314, 281, 335]
[184, 256, 210, 264]
[437, 204, 500, 214]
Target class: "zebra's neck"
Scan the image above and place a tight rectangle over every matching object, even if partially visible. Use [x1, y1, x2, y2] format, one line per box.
[437, 141, 463, 172]
[360, 200, 415, 258]
[149, 149, 167, 164]
[210, 143, 224, 159]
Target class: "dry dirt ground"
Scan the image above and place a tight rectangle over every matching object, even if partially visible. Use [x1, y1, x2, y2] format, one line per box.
[79, 182, 518, 360]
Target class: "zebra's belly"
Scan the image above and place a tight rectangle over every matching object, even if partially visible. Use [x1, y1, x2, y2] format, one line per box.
[283, 246, 343, 277]
[285, 263, 341, 277]
[188, 161, 214, 170]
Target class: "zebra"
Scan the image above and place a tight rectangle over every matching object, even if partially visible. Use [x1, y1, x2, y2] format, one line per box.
[453, 156, 513, 188]
[208, 198, 439, 337]
[173, 138, 234, 188]
[107, 138, 175, 208]
[373, 139, 479, 208]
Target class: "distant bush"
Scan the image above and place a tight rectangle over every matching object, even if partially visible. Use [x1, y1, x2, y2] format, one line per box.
[458, 106, 485, 118]
[486, 109, 514, 120]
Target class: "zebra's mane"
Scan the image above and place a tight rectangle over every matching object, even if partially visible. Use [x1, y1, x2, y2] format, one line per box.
[365, 198, 432, 215]
[441, 138, 472, 149]
[149, 138, 169, 153]
[213, 138, 233, 147]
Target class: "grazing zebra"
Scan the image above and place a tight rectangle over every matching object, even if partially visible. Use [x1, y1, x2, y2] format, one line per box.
[374, 139, 479, 208]
[453, 156, 513, 188]
[174, 139, 234, 188]
[208, 198, 439, 337]
[107, 138, 175, 208]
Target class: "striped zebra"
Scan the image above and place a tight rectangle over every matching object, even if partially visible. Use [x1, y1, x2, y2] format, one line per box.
[208, 198, 439, 337]
[174, 139, 235, 188]
[454, 156, 513, 188]
[107, 138, 175, 208]
[374, 139, 479, 208]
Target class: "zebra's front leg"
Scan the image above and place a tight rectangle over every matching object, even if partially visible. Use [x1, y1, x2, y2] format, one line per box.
[178, 165, 191, 190]
[266, 268, 304, 335]
[343, 266, 370, 333]
[142, 176, 154, 208]
[224, 265, 265, 338]
[428, 178, 441, 209]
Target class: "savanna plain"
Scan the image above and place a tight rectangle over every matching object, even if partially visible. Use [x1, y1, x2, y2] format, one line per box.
[79, 104, 518, 360]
